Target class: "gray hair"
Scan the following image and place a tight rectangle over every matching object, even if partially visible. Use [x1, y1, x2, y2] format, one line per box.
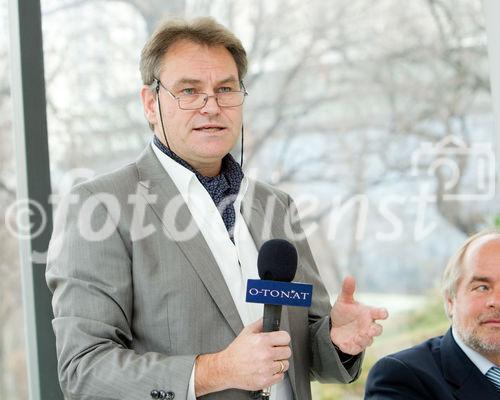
[140, 17, 248, 86]
[442, 228, 500, 317]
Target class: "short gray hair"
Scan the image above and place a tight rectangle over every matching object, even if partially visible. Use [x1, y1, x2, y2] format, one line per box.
[442, 228, 500, 317]
[140, 17, 248, 86]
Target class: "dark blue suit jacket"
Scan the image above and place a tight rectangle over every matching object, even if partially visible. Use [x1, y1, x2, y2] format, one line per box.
[365, 329, 499, 399]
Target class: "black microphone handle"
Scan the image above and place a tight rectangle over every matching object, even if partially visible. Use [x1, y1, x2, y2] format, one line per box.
[262, 304, 282, 400]
[263, 304, 282, 332]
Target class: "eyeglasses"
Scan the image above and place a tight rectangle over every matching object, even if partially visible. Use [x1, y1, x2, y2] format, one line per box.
[154, 79, 248, 110]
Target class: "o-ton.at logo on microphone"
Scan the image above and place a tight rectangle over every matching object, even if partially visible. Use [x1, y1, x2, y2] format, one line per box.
[246, 279, 313, 307]
[248, 288, 311, 300]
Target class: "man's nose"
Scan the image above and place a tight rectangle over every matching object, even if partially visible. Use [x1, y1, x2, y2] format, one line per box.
[486, 288, 500, 308]
[200, 94, 221, 114]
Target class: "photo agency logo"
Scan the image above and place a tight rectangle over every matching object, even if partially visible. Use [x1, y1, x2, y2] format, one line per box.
[4, 139, 496, 263]
[300, 135, 497, 243]
[411, 135, 495, 202]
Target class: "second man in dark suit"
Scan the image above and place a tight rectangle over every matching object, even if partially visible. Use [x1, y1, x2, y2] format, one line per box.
[365, 229, 500, 399]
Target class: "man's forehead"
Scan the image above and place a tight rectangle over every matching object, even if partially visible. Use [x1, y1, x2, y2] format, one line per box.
[171, 76, 239, 87]
[462, 234, 500, 277]
[160, 39, 237, 75]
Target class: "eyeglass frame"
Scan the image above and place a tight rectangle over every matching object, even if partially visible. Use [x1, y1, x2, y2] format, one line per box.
[153, 78, 248, 110]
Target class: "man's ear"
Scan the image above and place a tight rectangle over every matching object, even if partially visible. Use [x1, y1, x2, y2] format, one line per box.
[446, 296, 454, 319]
[140, 85, 157, 126]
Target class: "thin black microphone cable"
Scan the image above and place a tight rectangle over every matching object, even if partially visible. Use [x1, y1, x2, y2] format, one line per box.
[156, 79, 171, 150]
[240, 123, 244, 168]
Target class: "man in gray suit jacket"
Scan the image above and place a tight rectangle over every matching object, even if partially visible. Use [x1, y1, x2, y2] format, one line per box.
[46, 17, 388, 400]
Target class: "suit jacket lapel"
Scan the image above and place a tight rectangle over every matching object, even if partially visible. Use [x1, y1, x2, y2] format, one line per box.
[135, 145, 244, 336]
[441, 329, 499, 400]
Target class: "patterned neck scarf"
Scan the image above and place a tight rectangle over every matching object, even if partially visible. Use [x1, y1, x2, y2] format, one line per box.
[153, 136, 244, 240]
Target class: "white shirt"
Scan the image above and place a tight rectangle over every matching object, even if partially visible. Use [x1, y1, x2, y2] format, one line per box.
[151, 142, 294, 399]
[452, 327, 497, 374]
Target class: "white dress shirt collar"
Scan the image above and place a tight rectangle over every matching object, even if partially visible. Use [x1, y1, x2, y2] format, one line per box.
[151, 140, 248, 202]
[151, 141, 197, 196]
[452, 327, 497, 374]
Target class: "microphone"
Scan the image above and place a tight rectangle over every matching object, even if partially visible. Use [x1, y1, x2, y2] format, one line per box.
[247, 239, 313, 400]
[257, 239, 298, 333]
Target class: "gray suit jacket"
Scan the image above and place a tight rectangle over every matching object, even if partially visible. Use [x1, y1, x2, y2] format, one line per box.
[46, 145, 362, 400]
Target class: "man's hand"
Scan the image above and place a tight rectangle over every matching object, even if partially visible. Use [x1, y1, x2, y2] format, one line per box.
[195, 319, 291, 396]
[330, 276, 388, 355]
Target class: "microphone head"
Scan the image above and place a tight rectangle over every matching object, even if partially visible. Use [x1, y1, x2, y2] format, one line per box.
[257, 239, 298, 282]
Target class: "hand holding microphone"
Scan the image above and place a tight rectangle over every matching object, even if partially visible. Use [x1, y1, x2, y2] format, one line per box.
[194, 239, 299, 397]
[246, 239, 313, 399]
[194, 314, 292, 396]
[218, 239, 306, 396]
[219, 318, 291, 390]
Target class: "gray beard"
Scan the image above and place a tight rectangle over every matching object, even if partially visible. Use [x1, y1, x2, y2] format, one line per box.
[455, 323, 500, 354]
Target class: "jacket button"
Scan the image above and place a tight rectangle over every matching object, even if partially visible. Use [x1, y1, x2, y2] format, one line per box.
[165, 391, 175, 399]
[150, 390, 159, 399]
[250, 390, 262, 399]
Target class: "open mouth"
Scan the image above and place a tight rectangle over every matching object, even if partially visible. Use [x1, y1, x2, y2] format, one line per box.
[194, 127, 225, 132]
[193, 126, 227, 135]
